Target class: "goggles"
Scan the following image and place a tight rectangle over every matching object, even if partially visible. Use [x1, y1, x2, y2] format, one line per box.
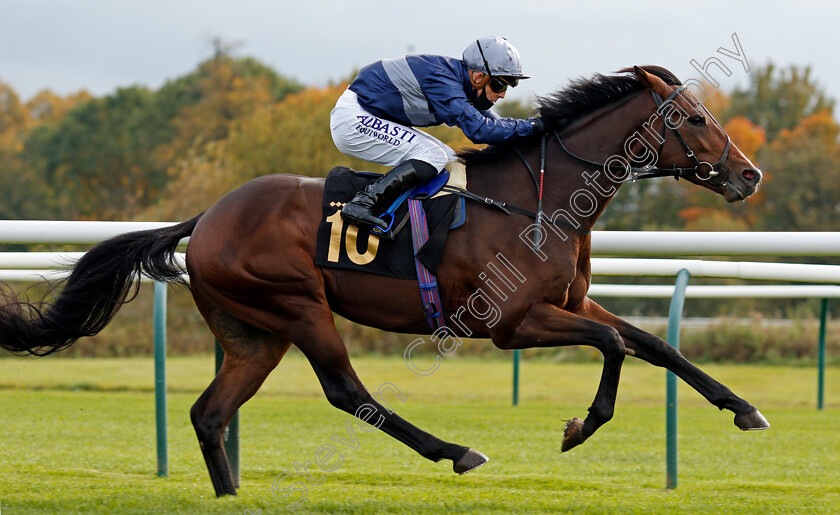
[489, 75, 519, 93]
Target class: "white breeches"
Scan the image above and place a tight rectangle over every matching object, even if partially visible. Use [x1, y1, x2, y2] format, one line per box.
[330, 89, 456, 172]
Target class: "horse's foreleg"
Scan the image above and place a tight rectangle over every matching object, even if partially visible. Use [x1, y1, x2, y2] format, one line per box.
[578, 297, 769, 430]
[292, 314, 486, 474]
[492, 302, 627, 451]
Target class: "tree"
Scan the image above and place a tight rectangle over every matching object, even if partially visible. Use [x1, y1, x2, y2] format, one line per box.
[153, 56, 290, 166]
[678, 206, 750, 231]
[703, 86, 731, 119]
[26, 90, 92, 126]
[597, 179, 690, 231]
[724, 116, 766, 161]
[753, 111, 840, 231]
[22, 86, 177, 218]
[0, 82, 58, 219]
[725, 64, 835, 141]
[0, 81, 27, 134]
[494, 98, 535, 119]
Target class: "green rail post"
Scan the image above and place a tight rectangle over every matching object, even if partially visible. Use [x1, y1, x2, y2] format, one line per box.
[666, 269, 690, 490]
[153, 281, 168, 477]
[512, 349, 521, 406]
[215, 340, 240, 487]
[818, 298, 828, 411]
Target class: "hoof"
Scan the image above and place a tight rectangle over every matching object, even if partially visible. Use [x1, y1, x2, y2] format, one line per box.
[561, 417, 585, 452]
[453, 448, 489, 475]
[734, 408, 770, 431]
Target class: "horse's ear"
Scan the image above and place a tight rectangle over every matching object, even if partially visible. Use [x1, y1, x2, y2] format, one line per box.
[633, 66, 671, 98]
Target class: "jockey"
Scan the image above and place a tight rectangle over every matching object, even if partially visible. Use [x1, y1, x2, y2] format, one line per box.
[331, 36, 549, 233]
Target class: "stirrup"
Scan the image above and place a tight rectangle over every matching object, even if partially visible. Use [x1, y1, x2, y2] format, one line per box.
[372, 211, 412, 241]
[370, 213, 396, 235]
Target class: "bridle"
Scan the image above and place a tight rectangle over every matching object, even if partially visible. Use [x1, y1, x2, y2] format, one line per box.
[442, 84, 736, 242]
[550, 85, 732, 187]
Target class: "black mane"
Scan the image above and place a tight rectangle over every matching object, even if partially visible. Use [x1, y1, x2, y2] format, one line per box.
[458, 66, 682, 166]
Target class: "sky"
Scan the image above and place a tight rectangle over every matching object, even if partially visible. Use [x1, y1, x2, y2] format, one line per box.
[2, 1, 839, 109]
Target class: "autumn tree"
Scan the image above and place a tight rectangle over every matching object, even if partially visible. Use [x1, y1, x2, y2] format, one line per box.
[154, 56, 302, 165]
[0, 81, 58, 219]
[23, 86, 175, 218]
[724, 116, 766, 161]
[26, 90, 92, 127]
[753, 111, 840, 231]
[725, 64, 835, 140]
[0, 82, 27, 133]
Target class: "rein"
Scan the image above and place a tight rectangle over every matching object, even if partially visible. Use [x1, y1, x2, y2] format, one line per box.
[443, 84, 733, 239]
[441, 137, 590, 237]
[441, 181, 590, 235]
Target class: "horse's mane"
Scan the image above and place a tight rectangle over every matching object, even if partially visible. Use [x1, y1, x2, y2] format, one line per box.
[458, 66, 682, 166]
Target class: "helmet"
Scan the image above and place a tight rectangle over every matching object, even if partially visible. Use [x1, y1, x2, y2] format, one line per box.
[462, 36, 529, 78]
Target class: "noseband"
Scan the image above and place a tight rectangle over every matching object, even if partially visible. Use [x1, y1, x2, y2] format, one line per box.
[550, 85, 732, 187]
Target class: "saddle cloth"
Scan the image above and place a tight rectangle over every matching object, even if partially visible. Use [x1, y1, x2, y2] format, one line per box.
[315, 166, 461, 279]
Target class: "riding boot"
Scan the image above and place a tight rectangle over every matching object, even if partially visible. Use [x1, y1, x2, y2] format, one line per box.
[341, 159, 438, 231]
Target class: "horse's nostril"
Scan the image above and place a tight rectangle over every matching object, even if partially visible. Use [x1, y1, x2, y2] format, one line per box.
[742, 169, 758, 182]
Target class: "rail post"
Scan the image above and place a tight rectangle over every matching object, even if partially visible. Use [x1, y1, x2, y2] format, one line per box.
[666, 269, 690, 489]
[512, 349, 521, 406]
[153, 281, 168, 477]
[818, 298, 828, 410]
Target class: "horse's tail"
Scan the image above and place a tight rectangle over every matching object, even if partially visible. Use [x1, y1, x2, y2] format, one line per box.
[0, 214, 203, 356]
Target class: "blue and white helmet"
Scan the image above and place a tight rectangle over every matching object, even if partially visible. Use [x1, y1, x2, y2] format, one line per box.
[462, 36, 529, 78]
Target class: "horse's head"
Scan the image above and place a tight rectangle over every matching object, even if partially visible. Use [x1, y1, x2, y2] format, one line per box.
[632, 66, 762, 202]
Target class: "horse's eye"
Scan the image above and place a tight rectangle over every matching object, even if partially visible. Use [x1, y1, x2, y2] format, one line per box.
[688, 115, 706, 126]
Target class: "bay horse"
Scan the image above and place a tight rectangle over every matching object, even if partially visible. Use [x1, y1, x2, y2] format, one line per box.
[0, 66, 768, 497]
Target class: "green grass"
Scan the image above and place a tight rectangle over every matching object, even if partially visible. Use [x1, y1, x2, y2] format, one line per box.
[1, 352, 839, 513]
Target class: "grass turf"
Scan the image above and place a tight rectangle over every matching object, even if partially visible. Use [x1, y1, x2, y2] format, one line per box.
[1, 352, 839, 513]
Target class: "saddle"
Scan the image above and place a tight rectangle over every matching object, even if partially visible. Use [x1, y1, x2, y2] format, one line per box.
[315, 165, 467, 330]
[315, 166, 465, 278]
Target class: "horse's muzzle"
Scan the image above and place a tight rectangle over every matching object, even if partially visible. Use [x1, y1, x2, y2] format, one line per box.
[722, 166, 762, 202]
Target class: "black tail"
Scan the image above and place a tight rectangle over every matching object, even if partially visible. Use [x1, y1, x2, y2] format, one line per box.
[0, 214, 203, 356]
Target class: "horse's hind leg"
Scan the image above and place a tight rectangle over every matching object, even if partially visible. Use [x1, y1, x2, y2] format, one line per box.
[190, 299, 291, 497]
[290, 307, 486, 474]
[578, 298, 769, 430]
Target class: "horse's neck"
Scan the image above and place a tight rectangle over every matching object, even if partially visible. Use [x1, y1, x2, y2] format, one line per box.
[540, 91, 655, 229]
[560, 90, 652, 159]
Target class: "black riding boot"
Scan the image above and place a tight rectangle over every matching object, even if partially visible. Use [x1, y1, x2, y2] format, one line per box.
[341, 159, 438, 231]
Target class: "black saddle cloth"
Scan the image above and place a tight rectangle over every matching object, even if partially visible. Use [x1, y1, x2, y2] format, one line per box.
[315, 166, 458, 279]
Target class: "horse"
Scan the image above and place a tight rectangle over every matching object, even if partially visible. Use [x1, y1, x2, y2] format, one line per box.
[0, 66, 767, 497]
